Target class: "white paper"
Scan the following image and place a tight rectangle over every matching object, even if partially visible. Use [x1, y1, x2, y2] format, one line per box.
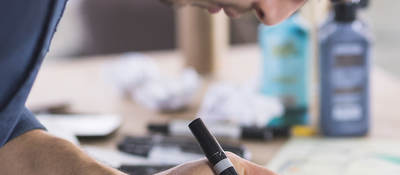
[199, 82, 283, 127]
[38, 114, 121, 137]
[267, 138, 400, 175]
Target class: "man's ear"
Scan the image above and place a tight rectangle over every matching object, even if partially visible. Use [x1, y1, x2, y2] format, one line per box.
[255, 0, 306, 25]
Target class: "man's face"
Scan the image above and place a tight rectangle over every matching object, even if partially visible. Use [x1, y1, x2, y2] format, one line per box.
[253, 0, 307, 25]
[162, 0, 307, 25]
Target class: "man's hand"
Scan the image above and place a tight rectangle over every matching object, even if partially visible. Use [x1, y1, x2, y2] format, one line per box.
[162, 0, 306, 25]
[0, 130, 125, 175]
[156, 152, 277, 175]
[0, 130, 275, 175]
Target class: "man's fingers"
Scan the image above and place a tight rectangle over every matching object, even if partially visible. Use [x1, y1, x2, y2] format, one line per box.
[241, 159, 278, 175]
[226, 152, 277, 175]
[225, 152, 246, 175]
[158, 152, 277, 175]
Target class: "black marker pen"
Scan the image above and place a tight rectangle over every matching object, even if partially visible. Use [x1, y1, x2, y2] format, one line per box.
[149, 120, 290, 141]
[189, 118, 238, 175]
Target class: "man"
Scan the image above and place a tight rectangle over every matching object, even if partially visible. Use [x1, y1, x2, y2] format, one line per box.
[0, 0, 306, 174]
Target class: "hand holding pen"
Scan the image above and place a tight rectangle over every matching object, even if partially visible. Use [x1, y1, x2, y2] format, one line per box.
[156, 152, 277, 175]
[156, 118, 277, 175]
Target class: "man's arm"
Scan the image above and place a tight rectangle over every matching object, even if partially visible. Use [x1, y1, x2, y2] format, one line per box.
[0, 1, 122, 173]
[0, 130, 126, 175]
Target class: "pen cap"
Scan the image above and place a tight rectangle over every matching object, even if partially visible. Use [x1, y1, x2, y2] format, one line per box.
[241, 127, 273, 140]
[148, 123, 169, 134]
[189, 118, 226, 164]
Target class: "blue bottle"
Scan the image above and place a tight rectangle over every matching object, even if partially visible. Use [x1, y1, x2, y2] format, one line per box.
[319, 2, 371, 136]
[259, 13, 311, 127]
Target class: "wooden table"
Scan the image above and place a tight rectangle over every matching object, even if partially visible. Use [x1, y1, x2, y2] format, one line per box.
[27, 45, 400, 165]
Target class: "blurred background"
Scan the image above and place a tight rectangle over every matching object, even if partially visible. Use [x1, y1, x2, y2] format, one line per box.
[48, 0, 399, 77]
[48, 0, 258, 56]
[26, 0, 400, 174]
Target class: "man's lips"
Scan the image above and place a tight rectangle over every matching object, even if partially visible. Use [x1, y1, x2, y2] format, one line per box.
[223, 8, 240, 18]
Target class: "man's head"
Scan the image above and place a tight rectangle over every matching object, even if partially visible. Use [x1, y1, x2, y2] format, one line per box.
[161, 0, 307, 25]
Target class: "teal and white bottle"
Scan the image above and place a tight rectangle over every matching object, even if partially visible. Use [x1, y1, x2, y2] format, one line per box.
[259, 13, 311, 127]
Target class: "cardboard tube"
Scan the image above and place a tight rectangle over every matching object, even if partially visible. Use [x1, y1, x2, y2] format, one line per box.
[177, 7, 229, 75]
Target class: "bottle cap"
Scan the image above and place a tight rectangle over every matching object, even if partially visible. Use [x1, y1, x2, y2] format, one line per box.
[334, 2, 358, 22]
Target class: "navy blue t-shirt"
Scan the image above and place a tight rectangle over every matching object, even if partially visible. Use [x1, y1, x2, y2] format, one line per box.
[0, 0, 67, 147]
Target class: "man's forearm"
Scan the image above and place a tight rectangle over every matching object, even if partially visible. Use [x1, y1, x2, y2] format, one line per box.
[0, 130, 125, 175]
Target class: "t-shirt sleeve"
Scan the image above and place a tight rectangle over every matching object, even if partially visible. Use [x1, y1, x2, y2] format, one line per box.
[0, 0, 68, 147]
[6, 108, 46, 143]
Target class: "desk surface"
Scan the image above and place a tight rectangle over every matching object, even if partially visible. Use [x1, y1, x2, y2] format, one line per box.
[28, 45, 400, 165]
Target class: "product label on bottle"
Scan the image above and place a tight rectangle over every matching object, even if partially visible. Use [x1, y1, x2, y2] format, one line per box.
[331, 44, 365, 122]
[260, 33, 309, 109]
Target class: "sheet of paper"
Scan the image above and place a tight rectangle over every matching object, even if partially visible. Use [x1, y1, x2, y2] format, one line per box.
[38, 114, 121, 137]
[84, 146, 151, 168]
[267, 138, 400, 175]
